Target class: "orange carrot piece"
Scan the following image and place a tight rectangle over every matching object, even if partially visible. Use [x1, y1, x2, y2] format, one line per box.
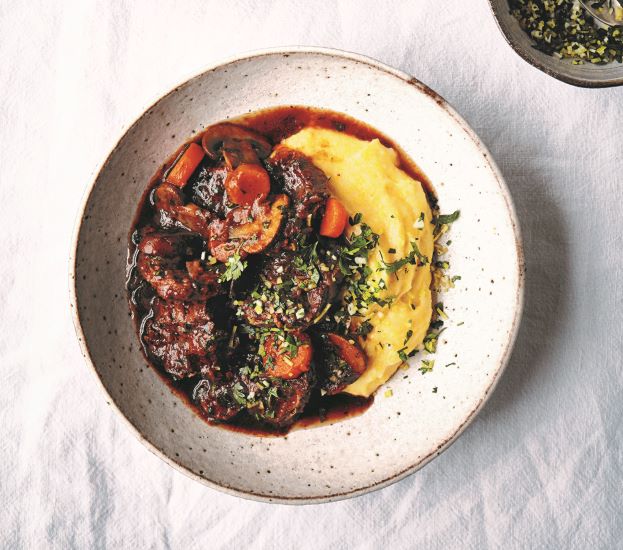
[224, 163, 271, 205]
[319, 198, 348, 238]
[166, 143, 204, 187]
[263, 332, 313, 379]
[328, 333, 367, 374]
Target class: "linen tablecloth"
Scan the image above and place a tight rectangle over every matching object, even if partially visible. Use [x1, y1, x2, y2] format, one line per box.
[1, 1, 621, 548]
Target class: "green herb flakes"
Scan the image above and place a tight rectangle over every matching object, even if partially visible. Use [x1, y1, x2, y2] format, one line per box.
[419, 359, 435, 374]
[232, 382, 247, 405]
[219, 253, 247, 283]
[510, 0, 623, 64]
[381, 240, 429, 274]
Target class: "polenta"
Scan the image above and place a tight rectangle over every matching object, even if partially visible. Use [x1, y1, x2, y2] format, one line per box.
[281, 128, 434, 397]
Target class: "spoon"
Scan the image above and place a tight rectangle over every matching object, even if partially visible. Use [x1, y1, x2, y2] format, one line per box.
[580, 0, 623, 27]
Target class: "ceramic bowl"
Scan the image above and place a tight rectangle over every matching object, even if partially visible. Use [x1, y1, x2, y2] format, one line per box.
[489, 0, 623, 87]
[70, 47, 524, 503]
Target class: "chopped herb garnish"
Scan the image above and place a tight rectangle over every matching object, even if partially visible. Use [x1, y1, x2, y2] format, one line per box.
[436, 210, 460, 226]
[435, 303, 448, 320]
[219, 253, 247, 283]
[231, 382, 247, 405]
[419, 359, 435, 374]
[354, 319, 373, 337]
[423, 327, 445, 354]
[266, 386, 279, 402]
[403, 329, 413, 345]
[349, 212, 363, 225]
[382, 240, 429, 273]
[510, 0, 623, 64]
[415, 212, 425, 229]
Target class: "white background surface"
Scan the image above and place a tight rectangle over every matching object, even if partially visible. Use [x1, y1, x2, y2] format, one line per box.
[1, 1, 621, 548]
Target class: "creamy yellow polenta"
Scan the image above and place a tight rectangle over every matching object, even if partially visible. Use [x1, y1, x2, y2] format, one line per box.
[280, 128, 434, 397]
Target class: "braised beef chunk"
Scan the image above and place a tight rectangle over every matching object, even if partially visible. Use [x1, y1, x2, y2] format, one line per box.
[142, 299, 225, 379]
[314, 333, 366, 396]
[193, 375, 243, 421]
[193, 351, 314, 427]
[267, 148, 329, 218]
[188, 162, 229, 217]
[246, 371, 314, 427]
[152, 183, 213, 237]
[137, 233, 224, 301]
[238, 248, 341, 330]
[266, 148, 329, 245]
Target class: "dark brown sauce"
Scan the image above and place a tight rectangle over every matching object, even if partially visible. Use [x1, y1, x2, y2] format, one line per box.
[213, 394, 374, 437]
[127, 105, 431, 436]
[235, 106, 434, 196]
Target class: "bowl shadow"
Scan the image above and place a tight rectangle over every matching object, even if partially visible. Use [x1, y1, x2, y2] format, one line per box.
[479, 158, 570, 421]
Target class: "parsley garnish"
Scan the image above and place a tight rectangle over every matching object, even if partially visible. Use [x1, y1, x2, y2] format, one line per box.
[219, 253, 247, 283]
[436, 210, 460, 226]
[382, 240, 429, 273]
[349, 213, 363, 225]
[418, 359, 435, 374]
[231, 382, 247, 405]
[423, 327, 445, 354]
[266, 386, 279, 404]
[433, 210, 460, 238]
[354, 320, 373, 337]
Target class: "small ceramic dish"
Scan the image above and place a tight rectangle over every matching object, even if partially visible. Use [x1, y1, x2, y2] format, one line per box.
[489, 0, 623, 87]
[70, 47, 524, 504]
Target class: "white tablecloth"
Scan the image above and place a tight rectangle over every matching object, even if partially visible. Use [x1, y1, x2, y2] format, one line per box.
[2, 1, 622, 548]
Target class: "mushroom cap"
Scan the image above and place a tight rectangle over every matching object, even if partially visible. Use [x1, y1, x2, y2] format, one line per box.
[201, 123, 272, 165]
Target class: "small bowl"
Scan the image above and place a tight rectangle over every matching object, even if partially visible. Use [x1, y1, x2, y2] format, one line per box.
[489, 0, 623, 87]
[70, 47, 524, 503]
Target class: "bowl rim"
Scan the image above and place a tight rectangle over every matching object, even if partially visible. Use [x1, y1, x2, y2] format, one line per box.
[488, 0, 623, 88]
[69, 46, 526, 505]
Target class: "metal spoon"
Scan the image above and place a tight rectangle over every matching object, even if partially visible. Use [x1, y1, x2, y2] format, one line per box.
[580, 0, 623, 27]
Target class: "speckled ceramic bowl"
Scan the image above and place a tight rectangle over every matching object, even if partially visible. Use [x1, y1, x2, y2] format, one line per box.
[70, 47, 524, 503]
[489, 0, 623, 87]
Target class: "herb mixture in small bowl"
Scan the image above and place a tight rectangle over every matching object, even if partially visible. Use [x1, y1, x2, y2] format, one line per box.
[489, 0, 623, 86]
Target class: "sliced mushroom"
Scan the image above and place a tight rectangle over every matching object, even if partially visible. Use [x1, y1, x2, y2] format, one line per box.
[201, 123, 272, 169]
[209, 194, 289, 262]
[153, 183, 212, 237]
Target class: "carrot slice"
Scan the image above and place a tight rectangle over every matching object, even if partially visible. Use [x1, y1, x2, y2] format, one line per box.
[166, 143, 205, 187]
[319, 198, 348, 238]
[225, 163, 271, 205]
[263, 332, 313, 379]
[327, 333, 367, 374]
